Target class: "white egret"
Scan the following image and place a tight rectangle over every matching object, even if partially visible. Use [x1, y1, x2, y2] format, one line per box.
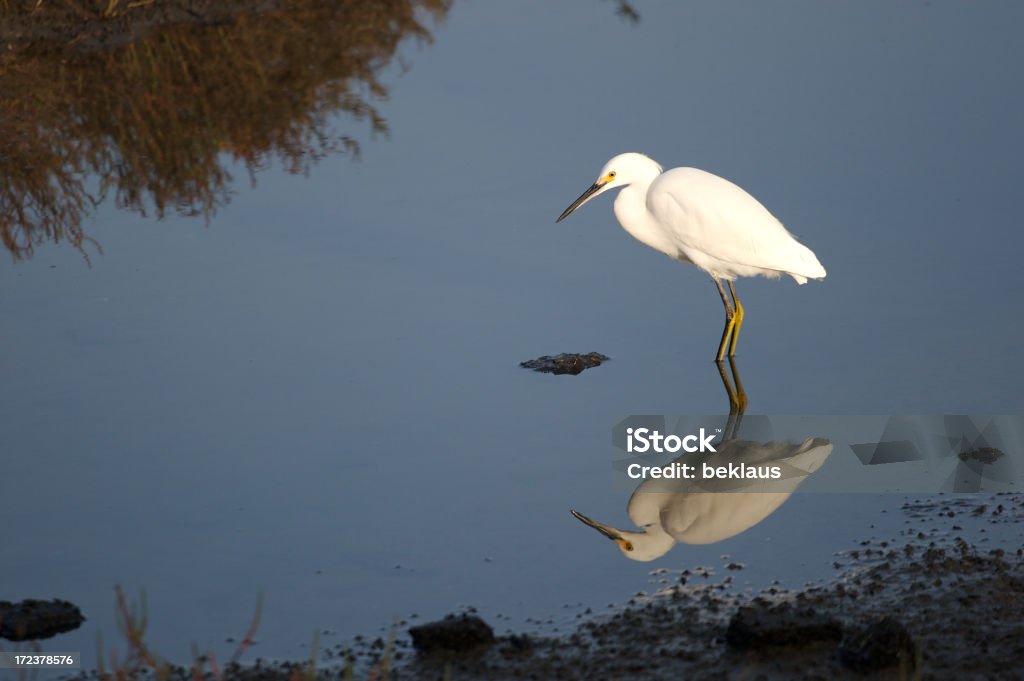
[557, 153, 826, 360]
[572, 437, 833, 561]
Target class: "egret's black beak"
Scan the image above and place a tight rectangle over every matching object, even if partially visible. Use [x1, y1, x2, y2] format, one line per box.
[570, 509, 622, 541]
[556, 182, 604, 223]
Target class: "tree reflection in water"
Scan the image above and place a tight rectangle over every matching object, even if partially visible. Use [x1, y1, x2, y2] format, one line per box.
[0, 0, 450, 260]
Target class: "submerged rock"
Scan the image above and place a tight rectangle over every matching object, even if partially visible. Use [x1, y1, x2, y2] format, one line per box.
[958, 447, 1004, 465]
[520, 352, 610, 375]
[725, 602, 842, 650]
[409, 613, 495, 654]
[0, 599, 85, 641]
[838, 615, 915, 673]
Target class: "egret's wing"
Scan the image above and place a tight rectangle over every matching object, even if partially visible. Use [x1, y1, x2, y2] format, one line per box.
[659, 492, 792, 545]
[651, 438, 832, 545]
[647, 168, 825, 281]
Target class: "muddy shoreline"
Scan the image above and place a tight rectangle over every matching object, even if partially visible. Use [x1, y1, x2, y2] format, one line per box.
[382, 494, 1024, 681]
[48, 493, 1022, 681]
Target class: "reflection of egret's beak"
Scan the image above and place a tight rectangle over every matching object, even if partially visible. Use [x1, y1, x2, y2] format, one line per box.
[556, 182, 604, 222]
[573, 509, 634, 552]
[571, 509, 620, 539]
[571, 509, 634, 552]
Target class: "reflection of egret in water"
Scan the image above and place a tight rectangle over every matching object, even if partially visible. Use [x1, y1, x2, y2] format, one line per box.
[573, 358, 830, 561]
[573, 436, 832, 561]
[0, 0, 449, 260]
[718, 356, 747, 434]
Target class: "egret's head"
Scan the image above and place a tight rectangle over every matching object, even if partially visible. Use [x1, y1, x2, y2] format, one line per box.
[570, 509, 673, 562]
[556, 153, 663, 223]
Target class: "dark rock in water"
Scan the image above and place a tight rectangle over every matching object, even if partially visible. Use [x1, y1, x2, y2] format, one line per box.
[409, 613, 495, 654]
[502, 633, 534, 654]
[0, 599, 85, 641]
[838, 615, 915, 673]
[520, 352, 610, 375]
[958, 447, 1004, 465]
[725, 602, 841, 650]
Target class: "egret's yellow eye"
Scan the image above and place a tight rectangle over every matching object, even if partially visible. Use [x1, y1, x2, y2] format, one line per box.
[618, 539, 634, 552]
[608, 171, 617, 179]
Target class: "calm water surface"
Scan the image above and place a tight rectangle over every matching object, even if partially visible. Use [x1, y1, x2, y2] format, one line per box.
[2, 0, 1022, 670]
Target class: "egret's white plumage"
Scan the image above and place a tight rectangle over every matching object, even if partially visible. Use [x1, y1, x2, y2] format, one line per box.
[557, 153, 826, 359]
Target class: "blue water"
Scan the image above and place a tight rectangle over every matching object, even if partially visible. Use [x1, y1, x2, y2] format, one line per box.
[2, 0, 1022, 671]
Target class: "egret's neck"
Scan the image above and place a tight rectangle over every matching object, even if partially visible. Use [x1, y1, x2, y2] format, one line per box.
[613, 180, 676, 257]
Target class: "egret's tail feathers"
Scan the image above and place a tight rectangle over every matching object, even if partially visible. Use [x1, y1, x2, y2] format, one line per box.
[787, 245, 826, 285]
[804, 259, 827, 280]
[786, 438, 833, 474]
